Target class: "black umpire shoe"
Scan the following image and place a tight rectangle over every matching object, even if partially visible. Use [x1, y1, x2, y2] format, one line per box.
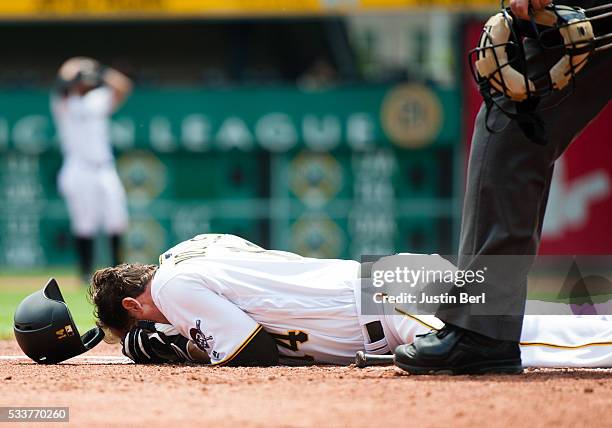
[394, 324, 522, 375]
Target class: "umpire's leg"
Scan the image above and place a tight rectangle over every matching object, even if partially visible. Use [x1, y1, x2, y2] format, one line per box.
[436, 53, 611, 341]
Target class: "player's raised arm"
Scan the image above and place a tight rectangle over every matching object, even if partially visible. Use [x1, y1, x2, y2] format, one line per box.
[101, 67, 133, 111]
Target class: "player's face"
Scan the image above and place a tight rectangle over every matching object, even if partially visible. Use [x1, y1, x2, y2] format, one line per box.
[76, 82, 95, 96]
[121, 281, 168, 324]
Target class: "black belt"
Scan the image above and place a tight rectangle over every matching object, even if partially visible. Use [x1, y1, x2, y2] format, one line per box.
[360, 263, 387, 346]
[365, 321, 385, 343]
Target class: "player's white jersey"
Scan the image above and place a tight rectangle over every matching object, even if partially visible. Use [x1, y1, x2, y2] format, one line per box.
[151, 234, 365, 365]
[51, 87, 114, 165]
[151, 234, 612, 368]
[52, 87, 128, 236]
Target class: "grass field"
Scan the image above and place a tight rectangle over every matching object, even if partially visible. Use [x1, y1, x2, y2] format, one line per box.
[0, 270, 96, 339]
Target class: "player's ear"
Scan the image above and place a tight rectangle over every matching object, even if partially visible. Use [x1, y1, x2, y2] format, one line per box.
[122, 297, 142, 315]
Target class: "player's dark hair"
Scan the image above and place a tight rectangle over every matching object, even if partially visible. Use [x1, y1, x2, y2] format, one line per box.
[88, 263, 158, 338]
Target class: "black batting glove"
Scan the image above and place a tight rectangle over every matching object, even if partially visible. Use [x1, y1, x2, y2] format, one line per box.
[122, 321, 207, 364]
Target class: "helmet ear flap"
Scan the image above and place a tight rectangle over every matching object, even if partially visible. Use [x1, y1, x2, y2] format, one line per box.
[43, 278, 65, 302]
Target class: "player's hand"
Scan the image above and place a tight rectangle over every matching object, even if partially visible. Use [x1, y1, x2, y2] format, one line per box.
[122, 321, 210, 364]
[510, 0, 552, 20]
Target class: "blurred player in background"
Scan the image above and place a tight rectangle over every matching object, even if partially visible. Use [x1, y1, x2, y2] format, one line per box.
[51, 57, 133, 284]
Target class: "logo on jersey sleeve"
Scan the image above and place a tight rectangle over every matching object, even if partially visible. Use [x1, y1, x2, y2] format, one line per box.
[190, 319, 214, 351]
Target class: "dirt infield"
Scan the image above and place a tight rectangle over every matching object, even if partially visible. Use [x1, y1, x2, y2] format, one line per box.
[1, 340, 611, 428]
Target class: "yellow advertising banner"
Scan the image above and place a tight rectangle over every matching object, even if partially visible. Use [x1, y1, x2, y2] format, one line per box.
[0, 0, 500, 19]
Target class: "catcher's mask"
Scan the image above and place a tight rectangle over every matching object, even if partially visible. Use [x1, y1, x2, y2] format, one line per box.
[469, 2, 611, 144]
[13, 278, 104, 364]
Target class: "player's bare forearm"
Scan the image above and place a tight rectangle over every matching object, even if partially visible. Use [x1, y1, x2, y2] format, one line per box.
[509, 0, 551, 19]
[102, 67, 133, 108]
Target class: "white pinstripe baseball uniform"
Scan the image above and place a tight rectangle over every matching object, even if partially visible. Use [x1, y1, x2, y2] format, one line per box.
[152, 234, 612, 367]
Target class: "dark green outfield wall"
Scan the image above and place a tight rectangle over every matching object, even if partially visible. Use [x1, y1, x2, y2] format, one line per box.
[0, 83, 461, 266]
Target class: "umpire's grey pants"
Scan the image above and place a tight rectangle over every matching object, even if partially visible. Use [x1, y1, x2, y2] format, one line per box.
[436, 52, 612, 341]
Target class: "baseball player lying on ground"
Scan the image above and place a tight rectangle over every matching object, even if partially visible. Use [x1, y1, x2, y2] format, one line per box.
[90, 234, 612, 368]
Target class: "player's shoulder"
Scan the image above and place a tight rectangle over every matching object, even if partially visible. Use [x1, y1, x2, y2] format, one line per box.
[159, 233, 261, 260]
[50, 93, 76, 114]
[151, 244, 218, 296]
[150, 262, 195, 299]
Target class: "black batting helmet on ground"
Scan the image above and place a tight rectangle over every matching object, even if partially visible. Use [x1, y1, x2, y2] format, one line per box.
[13, 278, 104, 364]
